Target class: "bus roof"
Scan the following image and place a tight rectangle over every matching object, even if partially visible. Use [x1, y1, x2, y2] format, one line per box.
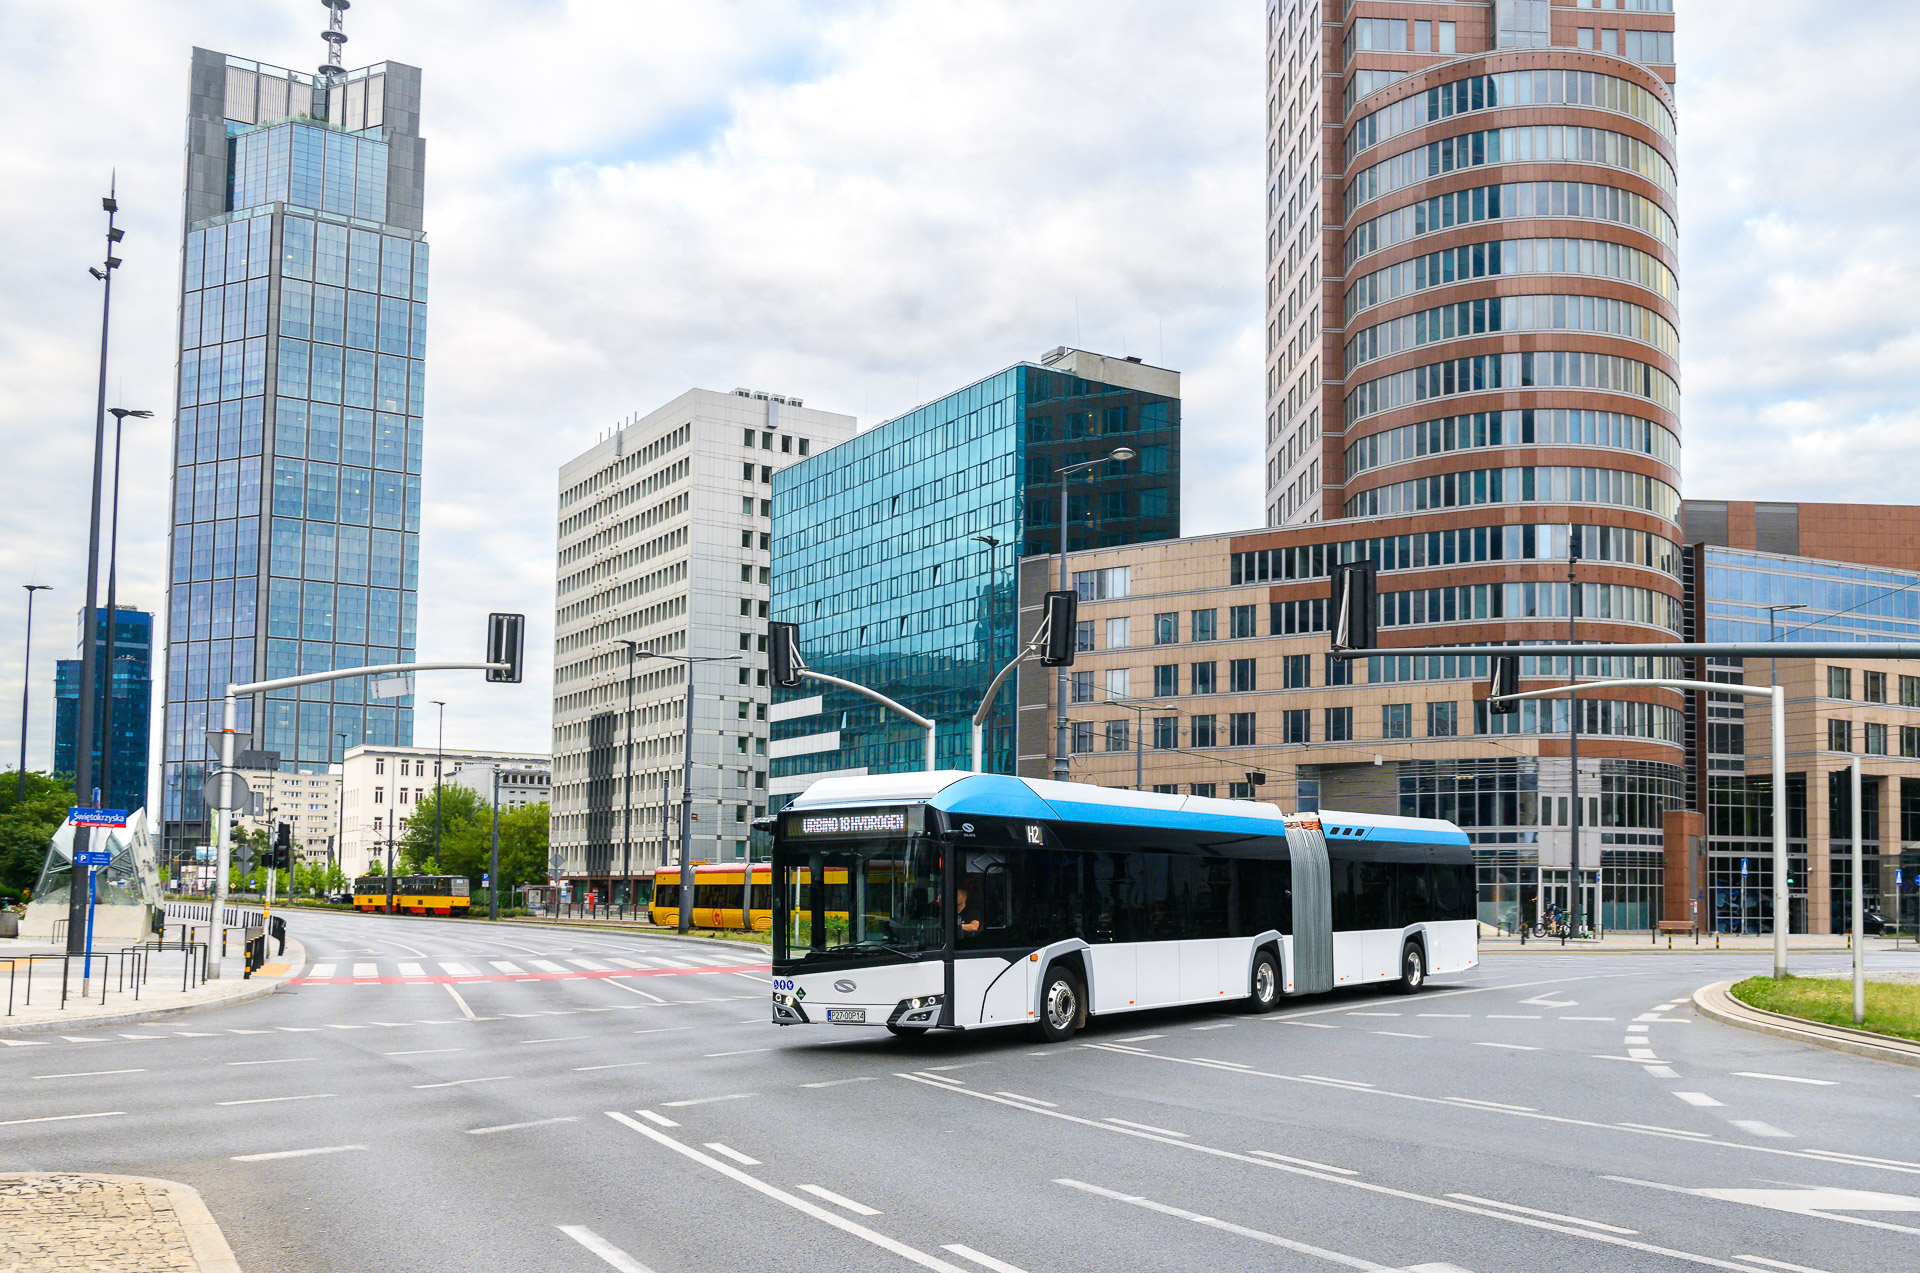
[785, 772, 1466, 846]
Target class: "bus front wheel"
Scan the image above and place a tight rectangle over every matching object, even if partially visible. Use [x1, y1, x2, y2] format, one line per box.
[1247, 949, 1281, 1013]
[1394, 942, 1426, 994]
[1036, 966, 1083, 1043]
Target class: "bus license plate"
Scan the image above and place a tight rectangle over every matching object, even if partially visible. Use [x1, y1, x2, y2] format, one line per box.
[826, 1008, 866, 1024]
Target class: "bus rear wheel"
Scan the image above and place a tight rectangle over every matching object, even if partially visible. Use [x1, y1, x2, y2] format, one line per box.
[1036, 966, 1083, 1043]
[1247, 949, 1281, 1013]
[1394, 942, 1425, 994]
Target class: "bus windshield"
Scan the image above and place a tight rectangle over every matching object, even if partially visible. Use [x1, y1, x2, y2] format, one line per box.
[778, 836, 943, 963]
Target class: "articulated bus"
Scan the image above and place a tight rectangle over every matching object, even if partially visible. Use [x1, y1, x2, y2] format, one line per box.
[650, 863, 772, 932]
[352, 874, 471, 916]
[769, 772, 1476, 1042]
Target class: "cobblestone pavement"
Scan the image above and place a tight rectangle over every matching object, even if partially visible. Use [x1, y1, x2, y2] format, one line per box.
[0, 1174, 229, 1272]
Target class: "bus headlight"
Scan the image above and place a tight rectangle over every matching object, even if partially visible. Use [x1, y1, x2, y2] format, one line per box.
[890, 994, 944, 1025]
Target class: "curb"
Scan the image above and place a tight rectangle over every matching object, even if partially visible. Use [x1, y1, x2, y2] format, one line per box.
[0, 936, 305, 1037]
[1484, 943, 1857, 956]
[504, 918, 771, 951]
[1693, 979, 1920, 1070]
[1, 1173, 242, 1273]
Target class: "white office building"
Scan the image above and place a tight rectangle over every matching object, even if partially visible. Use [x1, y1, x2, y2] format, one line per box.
[338, 744, 550, 877]
[235, 768, 341, 869]
[551, 388, 855, 897]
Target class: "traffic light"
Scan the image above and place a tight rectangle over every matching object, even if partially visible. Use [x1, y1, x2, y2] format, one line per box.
[1488, 655, 1521, 715]
[768, 621, 802, 689]
[272, 822, 292, 871]
[486, 612, 525, 683]
[1329, 560, 1377, 652]
[1040, 591, 1078, 666]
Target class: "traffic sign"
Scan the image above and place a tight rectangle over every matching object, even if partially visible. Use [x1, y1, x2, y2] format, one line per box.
[482, 873, 491, 886]
[74, 849, 111, 866]
[70, 808, 127, 828]
[200, 773, 261, 815]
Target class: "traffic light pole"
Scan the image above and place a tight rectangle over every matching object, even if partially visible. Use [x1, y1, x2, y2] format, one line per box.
[796, 670, 936, 772]
[207, 659, 507, 978]
[970, 621, 1052, 774]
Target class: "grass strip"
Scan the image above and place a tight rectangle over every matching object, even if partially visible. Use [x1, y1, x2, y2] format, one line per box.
[1730, 974, 1920, 1043]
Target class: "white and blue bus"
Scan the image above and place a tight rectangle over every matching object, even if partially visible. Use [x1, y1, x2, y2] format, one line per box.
[769, 772, 1477, 1042]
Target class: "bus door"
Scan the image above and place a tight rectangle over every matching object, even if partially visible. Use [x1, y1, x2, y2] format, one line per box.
[1284, 817, 1334, 994]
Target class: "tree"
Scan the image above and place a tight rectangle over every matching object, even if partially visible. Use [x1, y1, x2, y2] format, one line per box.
[0, 771, 77, 900]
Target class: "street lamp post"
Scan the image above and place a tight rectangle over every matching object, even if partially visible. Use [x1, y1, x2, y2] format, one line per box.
[632, 650, 738, 934]
[431, 700, 445, 868]
[1566, 532, 1583, 939]
[1053, 447, 1135, 783]
[17, 584, 50, 798]
[616, 640, 639, 916]
[333, 731, 348, 895]
[971, 535, 1002, 773]
[1100, 695, 1160, 790]
[97, 407, 151, 814]
[1762, 603, 1806, 938]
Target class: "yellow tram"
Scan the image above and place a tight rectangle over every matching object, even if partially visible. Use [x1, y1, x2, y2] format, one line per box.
[353, 874, 471, 917]
[650, 863, 772, 932]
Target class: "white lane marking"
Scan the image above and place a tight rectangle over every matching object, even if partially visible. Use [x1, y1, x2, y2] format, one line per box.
[1104, 1117, 1188, 1138]
[1249, 1150, 1356, 1176]
[308, 962, 335, 978]
[558, 1224, 657, 1273]
[1056, 1178, 1387, 1270]
[62, 1035, 107, 1042]
[1448, 1097, 1536, 1113]
[519, 1035, 589, 1045]
[324, 1024, 364, 1031]
[275, 1027, 319, 1033]
[1804, 1147, 1920, 1171]
[1486, 1014, 1541, 1020]
[1474, 1042, 1539, 1051]
[1734, 1072, 1836, 1086]
[569, 958, 609, 970]
[1417, 1013, 1469, 1018]
[217, 1093, 333, 1106]
[0, 1040, 50, 1047]
[662, 1092, 756, 1107]
[398, 962, 425, 978]
[1447, 1193, 1636, 1234]
[797, 1183, 880, 1214]
[914, 1071, 965, 1085]
[385, 1048, 462, 1057]
[0, 1111, 124, 1126]
[732, 971, 771, 984]
[703, 1142, 762, 1166]
[631, 1026, 694, 1035]
[1644, 1066, 1680, 1079]
[440, 961, 475, 976]
[1373, 1031, 1430, 1039]
[706, 1048, 771, 1058]
[1115, 1033, 1164, 1043]
[1629, 1048, 1660, 1060]
[800, 1077, 877, 1089]
[1732, 1255, 1839, 1273]
[226, 1057, 312, 1066]
[941, 1244, 1029, 1273]
[1561, 1016, 1616, 1021]
[600, 979, 668, 1004]
[1280, 1021, 1337, 1029]
[995, 1091, 1057, 1106]
[1730, 1120, 1794, 1139]
[33, 1068, 146, 1080]
[490, 961, 524, 974]
[531, 959, 570, 972]
[1673, 1092, 1723, 1107]
[225, 1029, 270, 1035]
[467, 1116, 580, 1136]
[173, 1031, 219, 1037]
[576, 1062, 650, 1072]
[1195, 1057, 1253, 1068]
[606, 1112, 971, 1272]
[635, 1109, 679, 1127]
[352, 963, 378, 978]
[1191, 1023, 1235, 1031]
[444, 983, 480, 1020]
[1346, 1012, 1400, 1018]
[1609, 1177, 1920, 1235]
[412, 1076, 513, 1089]
[231, 1143, 365, 1162]
[1627, 1024, 1649, 1033]
[1298, 1074, 1375, 1087]
[1618, 1122, 1711, 1139]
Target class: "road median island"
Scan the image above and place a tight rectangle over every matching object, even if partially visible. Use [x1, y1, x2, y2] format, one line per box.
[1694, 977, 1920, 1069]
[0, 1172, 243, 1273]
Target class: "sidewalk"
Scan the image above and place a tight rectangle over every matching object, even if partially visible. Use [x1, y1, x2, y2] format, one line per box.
[1694, 978, 1920, 1069]
[505, 913, 771, 947]
[1481, 931, 1867, 954]
[0, 1173, 241, 1272]
[0, 936, 305, 1036]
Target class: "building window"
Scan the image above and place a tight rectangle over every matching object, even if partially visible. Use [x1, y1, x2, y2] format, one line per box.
[1154, 613, 1177, 645]
[741, 461, 756, 481]
[374, 758, 384, 775]
[1383, 703, 1413, 739]
[1230, 659, 1257, 693]
[1326, 707, 1354, 743]
[1281, 655, 1310, 689]
[742, 428, 755, 446]
[1283, 709, 1309, 743]
[1072, 567, 1130, 600]
[1154, 664, 1177, 697]
[1191, 662, 1217, 694]
[1153, 716, 1177, 749]
[373, 786, 384, 804]
[1828, 719, 1852, 752]
[1075, 620, 1095, 652]
[1071, 671, 1094, 703]
[1230, 605, 1257, 639]
[1071, 722, 1095, 753]
[1495, 0, 1550, 48]
[798, 439, 809, 456]
[1828, 667, 1852, 700]
[1104, 720, 1130, 752]
[1902, 675, 1920, 707]
[1622, 28, 1674, 64]
[1191, 609, 1216, 642]
[1326, 654, 1353, 688]
[1191, 715, 1217, 747]
[1229, 712, 1256, 746]
[1228, 782, 1254, 801]
[1428, 701, 1459, 737]
[1902, 725, 1920, 758]
[1866, 722, 1889, 755]
[1106, 668, 1130, 699]
[1106, 617, 1131, 649]
[1152, 784, 1178, 795]
[1190, 783, 1216, 798]
[1864, 671, 1887, 704]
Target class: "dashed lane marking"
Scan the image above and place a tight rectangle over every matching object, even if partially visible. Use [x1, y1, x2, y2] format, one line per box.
[1734, 1072, 1836, 1086]
[412, 1076, 514, 1089]
[635, 1109, 678, 1127]
[995, 1091, 1057, 1106]
[797, 1184, 881, 1215]
[1249, 1150, 1356, 1176]
[702, 1142, 761, 1166]
[1445, 1193, 1635, 1235]
[1103, 1117, 1188, 1138]
[231, 1143, 365, 1162]
[940, 1244, 1030, 1273]
[558, 1225, 658, 1273]
[575, 1062, 650, 1072]
[0, 1111, 124, 1127]
[33, 1068, 146, 1080]
[1474, 1042, 1540, 1051]
[226, 1057, 312, 1066]
[1730, 1120, 1795, 1139]
[661, 1092, 756, 1108]
[1673, 1092, 1723, 1107]
[217, 1093, 333, 1106]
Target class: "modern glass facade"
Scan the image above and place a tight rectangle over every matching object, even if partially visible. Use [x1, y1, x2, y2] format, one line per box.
[161, 51, 425, 866]
[768, 354, 1179, 795]
[53, 607, 153, 813]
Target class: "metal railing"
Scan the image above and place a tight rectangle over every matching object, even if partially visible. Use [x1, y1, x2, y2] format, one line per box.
[1, 942, 210, 1017]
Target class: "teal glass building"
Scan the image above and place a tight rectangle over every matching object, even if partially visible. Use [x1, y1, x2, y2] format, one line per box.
[769, 350, 1179, 800]
[161, 50, 426, 867]
[54, 607, 154, 813]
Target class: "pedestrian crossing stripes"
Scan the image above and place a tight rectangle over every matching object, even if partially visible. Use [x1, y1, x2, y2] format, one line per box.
[294, 952, 770, 986]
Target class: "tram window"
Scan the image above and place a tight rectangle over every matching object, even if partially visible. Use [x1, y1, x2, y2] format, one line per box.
[653, 883, 679, 909]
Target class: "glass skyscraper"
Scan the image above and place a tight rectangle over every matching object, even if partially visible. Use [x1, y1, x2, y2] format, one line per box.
[161, 48, 426, 866]
[768, 350, 1180, 798]
[54, 606, 153, 814]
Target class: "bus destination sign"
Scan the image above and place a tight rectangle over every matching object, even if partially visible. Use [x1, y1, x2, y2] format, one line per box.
[785, 808, 911, 839]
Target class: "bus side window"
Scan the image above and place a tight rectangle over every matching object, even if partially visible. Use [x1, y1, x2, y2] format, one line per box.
[1397, 862, 1432, 925]
[980, 865, 1010, 930]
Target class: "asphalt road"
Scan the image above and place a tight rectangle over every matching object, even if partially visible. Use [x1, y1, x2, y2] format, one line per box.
[4, 910, 1918, 1273]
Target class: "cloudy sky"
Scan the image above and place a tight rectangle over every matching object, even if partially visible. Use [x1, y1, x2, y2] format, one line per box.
[1, 1, 1916, 795]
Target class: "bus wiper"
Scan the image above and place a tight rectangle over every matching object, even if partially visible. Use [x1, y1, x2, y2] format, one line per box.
[823, 941, 921, 960]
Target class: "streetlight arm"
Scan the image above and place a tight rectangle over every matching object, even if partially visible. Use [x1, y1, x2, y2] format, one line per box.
[1492, 677, 1776, 701]
[799, 670, 933, 731]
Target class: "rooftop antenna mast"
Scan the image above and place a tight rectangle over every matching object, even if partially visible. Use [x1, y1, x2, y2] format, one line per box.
[317, 0, 350, 119]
